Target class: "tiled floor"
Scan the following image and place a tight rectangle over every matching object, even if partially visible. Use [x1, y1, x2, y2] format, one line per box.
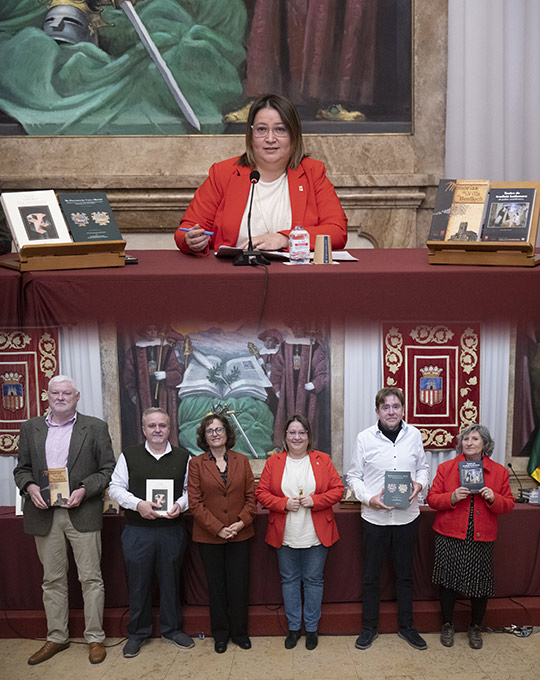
[0, 631, 538, 680]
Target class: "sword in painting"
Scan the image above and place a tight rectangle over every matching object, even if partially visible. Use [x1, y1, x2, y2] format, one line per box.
[117, 0, 201, 131]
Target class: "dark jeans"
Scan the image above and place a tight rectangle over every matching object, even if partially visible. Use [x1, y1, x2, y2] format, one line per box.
[122, 523, 187, 640]
[198, 540, 251, 644]
[361, 516, 420, 630]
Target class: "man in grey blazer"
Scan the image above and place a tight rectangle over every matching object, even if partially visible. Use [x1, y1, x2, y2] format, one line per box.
[13, 375, 115, 666]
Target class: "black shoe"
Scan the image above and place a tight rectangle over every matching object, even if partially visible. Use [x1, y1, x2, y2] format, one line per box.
[398, 627, 427, 650]
[355, 628, 378, 650]
[214, 640, 227, 654]
[284, 630, 301, 649]
[440, 622, 454, 648]
[468, 624, 483, 650]
[305, 631, 318, 650]
[233, 637, 251, 650]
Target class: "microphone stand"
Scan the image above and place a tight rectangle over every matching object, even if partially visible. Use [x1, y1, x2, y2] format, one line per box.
[508, 461, 527, 502]
[234, 171, 271, 266]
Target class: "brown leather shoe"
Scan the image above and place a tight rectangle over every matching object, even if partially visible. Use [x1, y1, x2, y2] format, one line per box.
[28, 641, 70, 665]
[88, 641, 106, 664]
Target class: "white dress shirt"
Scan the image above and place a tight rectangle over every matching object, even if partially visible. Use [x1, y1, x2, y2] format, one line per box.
[109, 441, 189, 512]
[346, 421, 429, 526]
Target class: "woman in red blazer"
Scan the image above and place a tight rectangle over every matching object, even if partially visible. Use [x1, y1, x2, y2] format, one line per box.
[256, 414, 343, 651]
[175, 93, 347, 256]
[427, 424, 514, 650]
[188, 413, 256, 654]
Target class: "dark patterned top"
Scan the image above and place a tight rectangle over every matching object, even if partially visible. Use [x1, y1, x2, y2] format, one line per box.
[432, 496, 494, 597]
[208, 450, 228, 485]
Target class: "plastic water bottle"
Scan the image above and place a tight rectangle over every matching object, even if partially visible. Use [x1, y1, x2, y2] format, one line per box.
[529, 487, 539, 504]
[288, 225, 310, 264]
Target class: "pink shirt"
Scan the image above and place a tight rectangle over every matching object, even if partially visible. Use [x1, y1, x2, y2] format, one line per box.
[45, 413, 76, 469]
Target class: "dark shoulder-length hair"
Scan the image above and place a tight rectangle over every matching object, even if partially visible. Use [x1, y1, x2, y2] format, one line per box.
[283, 413, 313, 453]
[456, 424, 495, 458]
[237, 93, 306, 170]
[196, 413, 236, 452]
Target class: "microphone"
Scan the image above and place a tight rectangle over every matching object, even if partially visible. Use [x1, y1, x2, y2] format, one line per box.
[507, 461, 527, 503]
[233, 170, 270, 266]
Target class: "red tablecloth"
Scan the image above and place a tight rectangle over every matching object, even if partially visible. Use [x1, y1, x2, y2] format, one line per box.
[2, 504, 539, 611]
[18, 249, 540, 329]
[0, 261, 21, 326]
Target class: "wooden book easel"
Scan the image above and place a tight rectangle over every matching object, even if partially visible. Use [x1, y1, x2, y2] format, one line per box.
[427, 181, 540, 267]
[0, 240, 126, 272]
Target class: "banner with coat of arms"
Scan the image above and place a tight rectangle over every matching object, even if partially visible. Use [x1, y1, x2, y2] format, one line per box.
[382, 323, 481, 449]
[0, 329, 59, 456]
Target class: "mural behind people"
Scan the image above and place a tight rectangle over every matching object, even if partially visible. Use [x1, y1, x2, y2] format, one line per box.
[118, 323, 331, 458]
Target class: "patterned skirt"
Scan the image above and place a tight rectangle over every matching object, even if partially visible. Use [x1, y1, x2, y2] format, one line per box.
[432, 498, 494, 597]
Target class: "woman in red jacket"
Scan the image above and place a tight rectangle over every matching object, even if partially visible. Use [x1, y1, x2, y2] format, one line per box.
[256, 414, 343, 651]
[175, 93, 347, 256]
[427, 424, 514, 650]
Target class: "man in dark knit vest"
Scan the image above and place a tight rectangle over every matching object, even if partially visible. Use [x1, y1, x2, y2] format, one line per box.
[109, 407, 193, 658]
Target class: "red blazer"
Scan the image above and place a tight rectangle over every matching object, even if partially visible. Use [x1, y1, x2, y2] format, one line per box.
[255, 450, 344, 548]
[175, 156, 347, 255]
[427, 454, 514, 542]
[188, 450, 256, 544]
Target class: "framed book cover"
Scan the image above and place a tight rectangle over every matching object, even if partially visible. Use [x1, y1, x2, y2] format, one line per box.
[458, 460, 485, 494]
[146, 478, 174, 515]
[0, 190, 72, 251]
[481, 188, 536, 242]
[57, 192, 124, 242]
[383, 470, 411, 508]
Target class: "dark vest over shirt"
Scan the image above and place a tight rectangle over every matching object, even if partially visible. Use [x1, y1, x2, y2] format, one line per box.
[123, 443, 190, 527]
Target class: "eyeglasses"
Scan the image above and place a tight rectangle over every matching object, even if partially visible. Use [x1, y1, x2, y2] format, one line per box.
[206, 427, 225, 436]
[286, 430, 308, 437]
[251, 124, 289, 138]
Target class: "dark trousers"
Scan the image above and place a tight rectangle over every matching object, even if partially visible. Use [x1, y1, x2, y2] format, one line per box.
[198, 540, 250, 644]
[122, 523, 187, 640]
[361, 516, 420, 630]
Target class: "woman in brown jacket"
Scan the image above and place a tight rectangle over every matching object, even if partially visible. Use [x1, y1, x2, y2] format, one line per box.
[188, 413, 256, 653]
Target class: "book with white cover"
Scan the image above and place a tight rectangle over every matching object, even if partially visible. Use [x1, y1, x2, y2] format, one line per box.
[0, 190, 72, 251]
[146, 479, 175, 515]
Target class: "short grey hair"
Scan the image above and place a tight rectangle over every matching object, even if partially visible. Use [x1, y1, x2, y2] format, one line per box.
[48, 375, 79, 392]
[142, 407, 170, 427]
[456, 424, 494, 457]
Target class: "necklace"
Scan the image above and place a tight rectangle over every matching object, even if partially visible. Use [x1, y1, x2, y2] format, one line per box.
[287, 454, 310, 497]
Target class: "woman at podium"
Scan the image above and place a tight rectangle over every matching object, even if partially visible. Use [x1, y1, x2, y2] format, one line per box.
[174, 93, 347, 256]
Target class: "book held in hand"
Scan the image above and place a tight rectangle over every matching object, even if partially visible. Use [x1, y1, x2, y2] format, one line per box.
[383, 470, 411, 508]
[458, 460, 485, 494]
[57, 192, 123, 242]
[48, 467, 70, 506]
[146, 479, 175, 515]
[38, 467, 70, 507]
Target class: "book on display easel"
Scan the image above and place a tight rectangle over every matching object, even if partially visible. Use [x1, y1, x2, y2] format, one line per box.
[0, 189, 126, 271]
[427, 181, 540, 267]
